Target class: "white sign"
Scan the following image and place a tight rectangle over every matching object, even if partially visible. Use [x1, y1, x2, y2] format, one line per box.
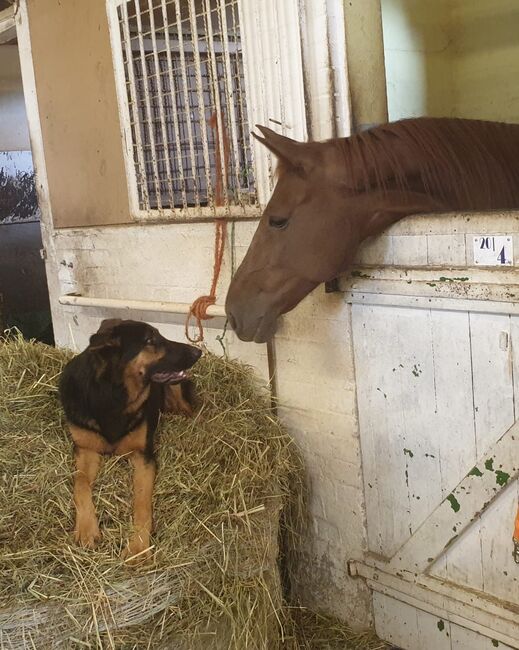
[473, 236, 513, 266]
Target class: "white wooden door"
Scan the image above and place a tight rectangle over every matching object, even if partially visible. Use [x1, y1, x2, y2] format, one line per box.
[350, 297, 519, 650]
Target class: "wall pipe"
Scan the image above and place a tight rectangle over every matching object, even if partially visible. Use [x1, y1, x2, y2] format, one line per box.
[58, 293, 227, 318]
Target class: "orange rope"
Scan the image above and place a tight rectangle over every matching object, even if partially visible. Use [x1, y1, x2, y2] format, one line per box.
[185, 218, 227, 343]
[185, 112, 229, 343]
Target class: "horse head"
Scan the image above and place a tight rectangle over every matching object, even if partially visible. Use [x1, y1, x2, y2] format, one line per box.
[226, 119, 519, 342]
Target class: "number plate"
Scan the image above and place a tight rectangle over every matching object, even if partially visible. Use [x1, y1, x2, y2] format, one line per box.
[473, 236, 513, 266]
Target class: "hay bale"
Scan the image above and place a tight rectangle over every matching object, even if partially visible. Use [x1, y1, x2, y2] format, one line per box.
[0, 333, 304, 649]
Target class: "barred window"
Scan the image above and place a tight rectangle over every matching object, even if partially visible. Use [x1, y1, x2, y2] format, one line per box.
[109, 0, 257, 218]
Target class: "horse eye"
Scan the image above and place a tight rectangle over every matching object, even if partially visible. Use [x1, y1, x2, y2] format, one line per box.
[269, 216, 289, 230]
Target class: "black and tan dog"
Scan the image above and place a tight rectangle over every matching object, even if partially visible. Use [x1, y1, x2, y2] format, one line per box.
[59, 319, 201, 561]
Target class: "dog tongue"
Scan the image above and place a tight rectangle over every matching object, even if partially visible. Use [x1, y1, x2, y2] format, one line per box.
[151, 370, 186, 384]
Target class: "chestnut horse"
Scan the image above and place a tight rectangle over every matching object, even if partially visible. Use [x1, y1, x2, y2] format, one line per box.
[225, 118, 519, 342]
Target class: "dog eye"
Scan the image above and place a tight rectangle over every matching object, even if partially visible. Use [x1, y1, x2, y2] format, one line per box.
[268, 216, 289, 230]
[145, 336, 155, 346]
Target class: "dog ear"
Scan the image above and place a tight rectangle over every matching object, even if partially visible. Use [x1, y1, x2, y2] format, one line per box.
[89, 319, 122, 351]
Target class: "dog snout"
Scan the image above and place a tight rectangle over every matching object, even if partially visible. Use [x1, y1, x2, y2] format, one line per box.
[188, 346, 202, 363]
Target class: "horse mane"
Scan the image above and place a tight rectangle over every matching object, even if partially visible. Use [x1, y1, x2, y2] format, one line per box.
[335, 118, 519, 210]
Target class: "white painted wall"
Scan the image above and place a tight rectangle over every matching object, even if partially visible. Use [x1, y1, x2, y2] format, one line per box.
[0, 45, 30, 150]
[381, 0, 453, 120]
[381, 0, 519, 122]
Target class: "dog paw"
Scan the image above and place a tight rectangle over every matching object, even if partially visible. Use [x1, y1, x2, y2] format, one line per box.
[122, 535, 152, 565]
[74, 517, 101, 548]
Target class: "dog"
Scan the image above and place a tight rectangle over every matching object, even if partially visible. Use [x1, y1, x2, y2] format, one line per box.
[59, 318, 201, 561]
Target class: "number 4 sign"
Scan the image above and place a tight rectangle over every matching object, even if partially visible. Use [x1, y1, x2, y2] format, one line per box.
[473, 235, 514, 266]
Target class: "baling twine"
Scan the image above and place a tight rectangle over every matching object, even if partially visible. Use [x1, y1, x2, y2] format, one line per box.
[185, 218, 227, 343]
[185, 111, 230, 343]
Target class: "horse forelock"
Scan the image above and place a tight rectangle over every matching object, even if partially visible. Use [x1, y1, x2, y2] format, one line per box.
[331, 117, 519, 210]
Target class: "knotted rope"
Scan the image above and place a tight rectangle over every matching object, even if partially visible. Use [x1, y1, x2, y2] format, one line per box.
[185, 111, 230, 343]
[185, 218, 227, 343]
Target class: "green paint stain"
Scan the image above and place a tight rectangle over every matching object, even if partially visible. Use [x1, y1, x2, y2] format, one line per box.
[468, 466, 483, 477]
[492, 640, 499, 647]
[438, 276, 469, 283]
[351, 270, 371, 279]
[437, 620, 445, 632]
[426, 282, 437, 287]
[485, 458, 494, 471]
[495, 470, 510, 486]
[447, 494, 461, 512]
[403, 448, 414, 458]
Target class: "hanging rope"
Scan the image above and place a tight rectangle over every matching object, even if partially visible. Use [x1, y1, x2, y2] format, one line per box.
[185, 218, 227, 343]
[185, 111, 230, 343]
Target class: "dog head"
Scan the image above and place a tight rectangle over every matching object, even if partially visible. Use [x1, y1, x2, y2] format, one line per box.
[89, 319, 201, 385]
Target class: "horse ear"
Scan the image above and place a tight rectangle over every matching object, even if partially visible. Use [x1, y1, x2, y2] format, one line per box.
[89, 319, 122, 351]
[252, 125, 314, 174]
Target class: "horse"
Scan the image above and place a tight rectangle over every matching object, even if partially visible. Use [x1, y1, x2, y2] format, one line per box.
[225, 117, 519, 343]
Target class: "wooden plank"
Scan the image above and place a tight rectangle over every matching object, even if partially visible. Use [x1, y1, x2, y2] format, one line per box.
[512, 316, 519, 421]
[428, 310, 476, 582]
[385, 418, 519, 572]
[450, 624, 515, 650]
[355, 567, 519, 648]
[352, 304, 412, 556]
[346, 291, 519, 317]
[373, 592, 421, 650]
[376, 590, 516, 650]
[479, 480, 519, 603]
[448, 313, 516, 591]
[0, 6, 15, 43]
[385, 307, 442, 541]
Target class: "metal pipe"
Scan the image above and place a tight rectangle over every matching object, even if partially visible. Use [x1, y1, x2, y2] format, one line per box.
[58, 294, 227, 318]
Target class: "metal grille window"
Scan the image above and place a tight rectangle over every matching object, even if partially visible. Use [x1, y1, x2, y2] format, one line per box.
[108, 0, 257, 219]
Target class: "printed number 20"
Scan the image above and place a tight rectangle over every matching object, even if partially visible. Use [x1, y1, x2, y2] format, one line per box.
[479, 237, 495, 251]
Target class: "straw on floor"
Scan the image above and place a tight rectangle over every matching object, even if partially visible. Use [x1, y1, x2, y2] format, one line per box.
[0, 333, 304, 649]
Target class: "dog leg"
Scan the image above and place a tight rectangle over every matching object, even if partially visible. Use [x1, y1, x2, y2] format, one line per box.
[123, 451, 156, 563]
[163, 383, 193, 417]
[73, 446, 101, 548]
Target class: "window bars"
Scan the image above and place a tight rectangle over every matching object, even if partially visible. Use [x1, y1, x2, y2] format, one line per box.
[110, 0, 257, 218]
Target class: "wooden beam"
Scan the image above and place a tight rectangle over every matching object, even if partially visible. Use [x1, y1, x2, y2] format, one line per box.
[349, 563, 519, 649]
[0, 6, 15, 44]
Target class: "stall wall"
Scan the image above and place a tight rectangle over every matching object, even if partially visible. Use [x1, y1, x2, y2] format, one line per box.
[381, 0, 519, 122]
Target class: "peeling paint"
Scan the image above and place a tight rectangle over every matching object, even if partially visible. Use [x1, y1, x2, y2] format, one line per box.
[468, 466, 483, 477]
[447, 494, 461, 512]
[495, 470, 510, 486]
[411, 364, 422, 377]
[437, 620, 445, 631]
[485, 458, 494, 471]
